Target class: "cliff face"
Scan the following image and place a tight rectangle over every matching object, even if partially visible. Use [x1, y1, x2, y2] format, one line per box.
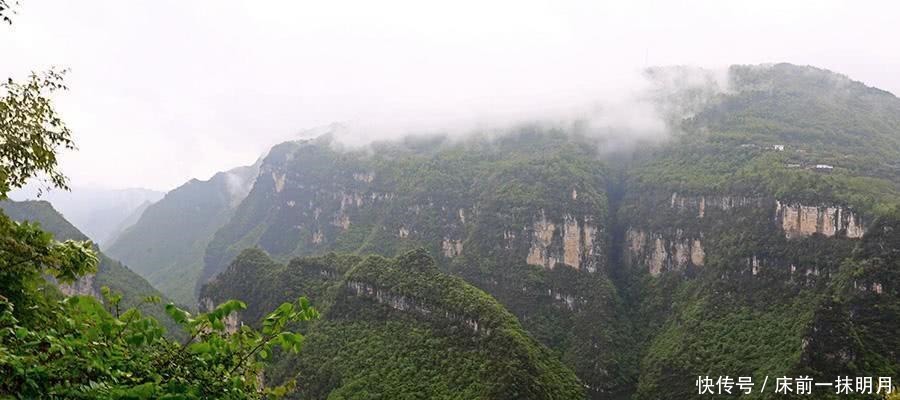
[617, 184, 895, 399]
[625, 227, 704, 276]
[775, 201, 866, 239]
[55, 274, 99, 298]
[526, 211, 601, 272]
[623, 194, 869, 278]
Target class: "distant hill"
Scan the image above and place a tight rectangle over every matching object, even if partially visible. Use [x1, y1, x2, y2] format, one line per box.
[9, 186, 164, 246]
[106, 162, 260, 306]
[103, 199, 154, 247]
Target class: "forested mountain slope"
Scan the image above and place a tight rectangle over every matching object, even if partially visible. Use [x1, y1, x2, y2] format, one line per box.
[619, 63, 900, 398]
[200, 131, 637, 396]
[202, 248, 585, 399]
[107, 162, 259, 306]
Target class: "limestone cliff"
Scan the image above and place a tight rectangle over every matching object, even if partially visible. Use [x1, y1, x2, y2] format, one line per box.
[625, 228, 705, 276]
[775, 201, 866, 239]
[526, 210, 601, 272]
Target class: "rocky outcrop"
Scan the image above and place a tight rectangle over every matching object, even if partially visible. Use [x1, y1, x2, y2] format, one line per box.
[346, 280, 490, 335]
[441, 238, 463, 258]
[547, 288, 580, 311]
[332, 214, 350, 230]
[200, 297, 242, 334]
[272, 172, 286, 193]
[56, 274, 99, 298]
[775, 201, 865, 239]
[527, 212, 558, 268]
[312, 230, 325, 244]
[525, 211, 601, 272]
[625, 228, 705, 277]
[669, 192, 766, 218]
[339, 192, 365, 208]
[352, 171, 375, 183]
[562, 216, 582, 268]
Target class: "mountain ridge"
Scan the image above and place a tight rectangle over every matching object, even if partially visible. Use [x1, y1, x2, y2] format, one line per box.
[104, 63, 899, 398]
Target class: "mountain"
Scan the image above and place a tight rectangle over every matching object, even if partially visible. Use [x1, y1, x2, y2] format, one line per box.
[117, 63, 899, 399]
[619, 63, 900, 398]
[9, 186, 164, 246]
[106, 162, 260, 306]
[103, 199, 154, 246]
[201, 248, 585, 399]
[200, 131, 638, 396]
[0, 200, 182, 338]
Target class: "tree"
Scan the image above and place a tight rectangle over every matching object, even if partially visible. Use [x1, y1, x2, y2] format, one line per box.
[0, 69, 95, 324]
[1, 68, 74, 198]
[0, 289, 318, 398]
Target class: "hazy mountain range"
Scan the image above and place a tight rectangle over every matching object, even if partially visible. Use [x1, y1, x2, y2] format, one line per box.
[9, 185, 164, 247]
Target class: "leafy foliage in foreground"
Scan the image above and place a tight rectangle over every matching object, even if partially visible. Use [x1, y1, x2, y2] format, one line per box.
[0, 287, 317, 398]
[0, 209, 317, 398]
[0, 199, 184, 337]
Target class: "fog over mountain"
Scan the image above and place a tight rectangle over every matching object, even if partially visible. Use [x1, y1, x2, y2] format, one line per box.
[9, 185, 164, 246]
[2, 0, 900, 191]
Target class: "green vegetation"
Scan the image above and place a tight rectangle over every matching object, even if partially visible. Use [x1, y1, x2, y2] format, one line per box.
[0, 199, 184, 337]
[203, 248, 586, 399]
[0, 288, 317, 398]
[197, 130, 636, 396]
[0, 68, 73, 197]
[620, 64, 900, 398]
[634, 63, 900, 218]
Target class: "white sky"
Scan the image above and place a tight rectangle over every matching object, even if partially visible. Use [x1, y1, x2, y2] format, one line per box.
[2, 0, 899, 191]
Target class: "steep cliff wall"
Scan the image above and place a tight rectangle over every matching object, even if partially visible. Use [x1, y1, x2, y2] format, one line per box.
[775, 201, 866, 239]
[55, 274, 99, 298]
[625, 228, 705, 276]
[526, 211, 601, 272]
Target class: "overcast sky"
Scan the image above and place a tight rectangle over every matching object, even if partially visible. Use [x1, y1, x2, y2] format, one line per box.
[2, 0, 899, 191]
